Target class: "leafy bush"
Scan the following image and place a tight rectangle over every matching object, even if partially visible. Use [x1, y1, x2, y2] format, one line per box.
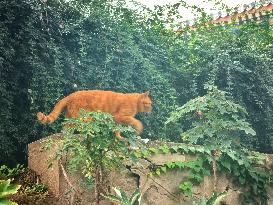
[47, 110, 139, 202]
[52, 110, 138, 177]
[0, 165, 25, 179]
[166, 86, 256, 149]
[169, 19, 273, 152]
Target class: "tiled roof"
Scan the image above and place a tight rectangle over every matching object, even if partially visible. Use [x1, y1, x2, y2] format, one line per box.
[208, 1, 273, 25]
[180, 1, 273, 30]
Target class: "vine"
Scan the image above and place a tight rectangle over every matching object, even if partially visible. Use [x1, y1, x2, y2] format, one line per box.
[136, 144, 273, 204]
[45, 110, 139, 205]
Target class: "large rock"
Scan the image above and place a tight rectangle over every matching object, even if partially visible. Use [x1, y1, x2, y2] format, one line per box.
[28, 134, 273, 205]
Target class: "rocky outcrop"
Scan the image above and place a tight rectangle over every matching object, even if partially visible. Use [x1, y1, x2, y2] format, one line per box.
[28, 134, 273, 205]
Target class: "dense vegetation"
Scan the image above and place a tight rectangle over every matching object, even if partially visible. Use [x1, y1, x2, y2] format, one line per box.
[0, 0, 273, 164]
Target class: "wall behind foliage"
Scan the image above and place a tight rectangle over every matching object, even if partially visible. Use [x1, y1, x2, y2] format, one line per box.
[0, 0, 272, 164]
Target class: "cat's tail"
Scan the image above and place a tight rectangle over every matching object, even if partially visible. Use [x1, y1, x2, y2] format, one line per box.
[37, 97, 69, 124]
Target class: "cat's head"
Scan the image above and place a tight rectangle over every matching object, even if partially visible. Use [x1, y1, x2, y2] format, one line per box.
[138, 91, 152, 112]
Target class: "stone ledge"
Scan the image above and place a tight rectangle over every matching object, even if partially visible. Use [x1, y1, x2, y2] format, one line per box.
[28, 134, 273, 205]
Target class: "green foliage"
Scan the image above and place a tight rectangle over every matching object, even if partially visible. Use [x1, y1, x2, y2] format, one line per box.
[0, 0, 273, 165]
[0, 179, 21, 205]
[166, 86, 256, 149]
[139, 144, 273, 204]
[102, 187, 141, 205]
[46, 110, 140, 202]
[50, 110, 138, 180]
[179, 181, 193, 197]
[0, 0, 178, 164]
[24, 184, 48, 195]
[151, 157, 210, 197]
[192, 191, 228, 205]
[0, 164, 49, 203]
[168, 18, 273, 152]
[0, 165, 25, 179]
[139, 144, 212, 197]
[217, 150, 272, 204]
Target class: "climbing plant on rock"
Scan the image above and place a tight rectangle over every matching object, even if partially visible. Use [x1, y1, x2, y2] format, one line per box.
[136, 143, 273, 204]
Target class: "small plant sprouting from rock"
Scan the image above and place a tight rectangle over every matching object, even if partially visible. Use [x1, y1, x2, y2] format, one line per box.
[102, 187, 141, 205]
[25, 184, 48, 194]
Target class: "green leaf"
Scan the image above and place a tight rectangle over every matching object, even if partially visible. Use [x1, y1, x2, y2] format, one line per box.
[155, 169, 161, 176]
[103, 187, 141, 205]
[0, 198, 18, 205]
[142, 150, 151, 157]
[189, 172, 203, 183]
[159, 145, 170, 154]
[238, 176, 246, 185]
[179, 181, 193, 197]
[0, 180, 21, 199]
[174, 161, 185, 168]
[102, 194, 124, 203]
[115, 187, 130, 203]
[130, 189, 141, 205]
[166, 162, 175, 169]
[171, 146, 178, 152]
[220, 160, 231, 171]
[161, 166, 167, 173]
[206, 191, 228, 205]
[179, 181, 192, 191]
[148, 148, 159, 154]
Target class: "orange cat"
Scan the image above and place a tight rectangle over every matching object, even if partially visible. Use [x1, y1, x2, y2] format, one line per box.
[37, 90, 152, 139]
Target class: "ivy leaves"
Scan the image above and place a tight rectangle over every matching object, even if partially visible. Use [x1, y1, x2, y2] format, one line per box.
[140, 143, 272, 204]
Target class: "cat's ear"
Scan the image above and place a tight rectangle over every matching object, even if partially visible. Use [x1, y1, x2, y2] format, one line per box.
[143, 91, 150, 97]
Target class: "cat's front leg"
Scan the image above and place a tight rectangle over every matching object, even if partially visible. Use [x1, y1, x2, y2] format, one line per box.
[114, 116, 143, 135]
[114, 131, 125, 140]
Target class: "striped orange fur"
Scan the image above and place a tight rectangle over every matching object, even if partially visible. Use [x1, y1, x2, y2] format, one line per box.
[37, 90, 152, 138]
